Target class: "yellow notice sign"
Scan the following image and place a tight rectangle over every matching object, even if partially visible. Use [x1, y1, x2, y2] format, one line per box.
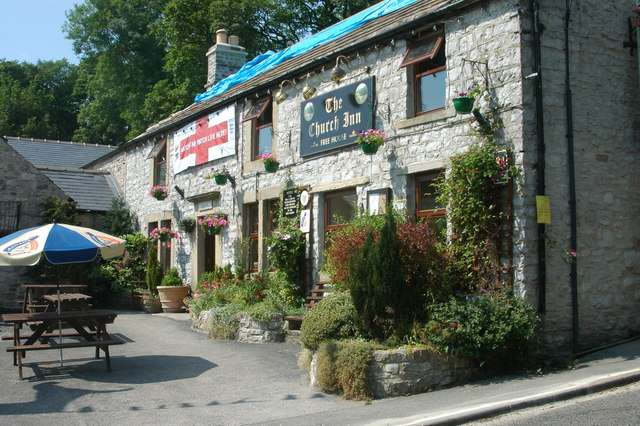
[536, 196, 551, 224]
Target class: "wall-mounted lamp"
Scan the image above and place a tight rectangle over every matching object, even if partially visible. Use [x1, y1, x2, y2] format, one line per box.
[174, 185, 185, 200]
[301, 73, 316, 100]
[330, 55, 370, 83]
[274, 80, 296, 104]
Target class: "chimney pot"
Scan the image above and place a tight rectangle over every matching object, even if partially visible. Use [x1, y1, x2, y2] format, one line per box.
[216, 29, 228, 44]
[229, 35, 239, 46]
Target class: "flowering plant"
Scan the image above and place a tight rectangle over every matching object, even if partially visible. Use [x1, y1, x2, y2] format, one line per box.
[149, 227, 178, 246]
[198, 214, 229, 235]
[206, 165, 231, 179]
[259, 153, 279, 164]
[564, 249, 578, 264]
[355, 129, 385, 148]
[492, 151, 511, 184]
[456, 83, 482, 99]
[149, 185, 168, 200]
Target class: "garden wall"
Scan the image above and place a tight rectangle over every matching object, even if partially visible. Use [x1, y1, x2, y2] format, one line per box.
[309, 347, 478, 399]
[190, 310, 285, 343]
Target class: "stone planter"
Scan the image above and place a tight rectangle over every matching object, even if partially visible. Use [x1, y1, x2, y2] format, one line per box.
[157, 286, 190, 313]
[142, 293, 162, 313]
[308, 347, 479, 399]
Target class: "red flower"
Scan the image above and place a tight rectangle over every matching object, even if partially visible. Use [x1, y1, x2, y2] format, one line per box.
[451, 322, 458, 328]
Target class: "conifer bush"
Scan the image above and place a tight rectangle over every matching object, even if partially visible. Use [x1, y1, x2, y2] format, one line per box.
[300, 291, 361, 350]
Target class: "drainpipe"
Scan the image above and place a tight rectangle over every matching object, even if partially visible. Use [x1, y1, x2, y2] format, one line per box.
[530, 1, 546, 314]
[564, 0, 579, 355]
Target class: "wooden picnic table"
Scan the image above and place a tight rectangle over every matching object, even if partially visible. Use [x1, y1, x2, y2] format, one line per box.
[2, 309, 123, 380]
[20, 284, 88, 313]
[43, 293, 93, 312]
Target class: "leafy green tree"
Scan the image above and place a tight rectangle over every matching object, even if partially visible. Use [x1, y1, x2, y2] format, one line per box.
[104, 196, 134, 236]
[39, 196, 79, 225]
[0, 59, 80, 140]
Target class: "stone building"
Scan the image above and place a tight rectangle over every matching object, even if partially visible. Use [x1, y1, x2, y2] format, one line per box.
[92, 0, 639, 356]
[0, 137, 118, 307]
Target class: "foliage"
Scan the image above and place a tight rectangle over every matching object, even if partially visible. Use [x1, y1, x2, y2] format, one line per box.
[355, 129, 385, 148]
[435, 140, 520, 288]
[198, 213, 229, 234]
[146, 244, 164, 295]
[349, 210, 407, 341]
[110, 232, 148, 288]
[322, 210, 387, 288]
[39, 196, 78, 225]
[205, 165, 231, 178]
[423, 291, 539, 369]
[104, 196, 134, 236]
[315, 340, 376, 400]
[206, 305, 239, 340]
[456, 83, 482, 99]
[233, 237, 251, 274]
[264, 214, 306, 299]
[259, 153, 279, 164]
[149, 226, 178, 246]
[177, 218, 196, 232]
[149, 185, 168, 199]
[160, 267, 184, 287]
[300, 291, 361, 350]
[0, 59, 81, 140]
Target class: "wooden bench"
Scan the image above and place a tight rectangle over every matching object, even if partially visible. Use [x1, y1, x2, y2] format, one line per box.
[2, 309, 123, 380]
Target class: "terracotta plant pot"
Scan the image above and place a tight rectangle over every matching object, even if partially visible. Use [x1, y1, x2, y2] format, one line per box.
[157, 286, 190, 313]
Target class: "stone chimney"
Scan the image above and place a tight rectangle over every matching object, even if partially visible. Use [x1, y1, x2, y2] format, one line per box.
[204, 29, 248, 90]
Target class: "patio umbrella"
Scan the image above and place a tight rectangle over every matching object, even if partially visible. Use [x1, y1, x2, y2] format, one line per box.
[0, 222, 126, 364]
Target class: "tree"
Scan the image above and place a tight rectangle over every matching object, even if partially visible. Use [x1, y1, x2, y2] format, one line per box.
[104, 196, 134, 236]
[0, 59, 80, 140]
[63, 0, 379, 144]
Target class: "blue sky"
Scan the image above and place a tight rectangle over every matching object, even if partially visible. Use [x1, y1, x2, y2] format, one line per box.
[0, 0, 80, 64]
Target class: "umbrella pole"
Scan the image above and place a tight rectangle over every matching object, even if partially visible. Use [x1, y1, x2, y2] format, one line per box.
[57, 268, 63, 367]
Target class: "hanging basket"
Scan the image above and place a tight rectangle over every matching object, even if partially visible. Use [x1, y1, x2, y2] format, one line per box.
[204, 225, 222, 235]
[452, 96, 475, 114]
[153, 194, 167, 201]
[360, 142, 379, 155]
[214, 174, 228, 185]
[264, 161, 280, 173]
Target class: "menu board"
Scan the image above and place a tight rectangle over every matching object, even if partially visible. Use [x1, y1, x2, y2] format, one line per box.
[283, 188, 299, 218]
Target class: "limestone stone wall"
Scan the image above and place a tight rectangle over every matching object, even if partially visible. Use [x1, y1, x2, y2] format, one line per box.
[190, 310, 285, 343]
[308, 347, 478, 399]
[523, 0, 640, 353]
[0, 139, 67, 310]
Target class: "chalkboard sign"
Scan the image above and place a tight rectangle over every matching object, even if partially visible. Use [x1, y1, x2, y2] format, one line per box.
[283, 188, 299, 218]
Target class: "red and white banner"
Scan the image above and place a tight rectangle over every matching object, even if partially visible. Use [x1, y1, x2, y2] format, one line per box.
[172, 105, 236, 174]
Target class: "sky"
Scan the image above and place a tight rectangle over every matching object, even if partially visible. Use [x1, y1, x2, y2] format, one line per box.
[0, 0, 80, 64]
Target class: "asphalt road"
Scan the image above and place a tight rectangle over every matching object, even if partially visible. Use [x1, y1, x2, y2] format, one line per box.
[468, 381, 640, 425]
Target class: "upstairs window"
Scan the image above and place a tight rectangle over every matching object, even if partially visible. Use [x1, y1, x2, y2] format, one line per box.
[147, 140, 167, 186]
[243, 97, 273, 160]
[401, 30, 446, 116]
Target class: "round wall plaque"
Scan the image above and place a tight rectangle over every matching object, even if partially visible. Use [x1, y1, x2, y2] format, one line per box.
[300, 190, 310, 207]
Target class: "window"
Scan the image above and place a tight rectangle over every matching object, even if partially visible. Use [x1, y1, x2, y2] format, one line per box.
[401, 30, 446, 116]
[149, 220, 172, 272]
[246, 203, 259, 272]
[415, 171, 446, 236]
[243, 97, 273, 159]
[147, 140, 167, 186]
[324, 189, 357, 249]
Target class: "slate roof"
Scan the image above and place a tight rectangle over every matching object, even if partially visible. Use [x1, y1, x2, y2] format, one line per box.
[40, 168, 120, 212]
[4, 137, 120, 212]
[122, 0, 481, 147]
[6, 137, 116, 169]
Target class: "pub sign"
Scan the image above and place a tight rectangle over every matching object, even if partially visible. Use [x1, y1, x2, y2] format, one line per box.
[300, 77, 375, 156]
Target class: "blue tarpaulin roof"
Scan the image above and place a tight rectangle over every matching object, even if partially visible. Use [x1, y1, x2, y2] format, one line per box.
[194, 0, 421, 103]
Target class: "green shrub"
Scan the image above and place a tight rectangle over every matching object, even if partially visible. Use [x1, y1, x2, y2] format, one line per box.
[424, 291, 539, 370]
[265, 215, 306, 298]
[315, 340, 375, 400]
[160, 267, 183, 287]
[145, 244, 163, 296]
[300, 291, 361, 350]
[207, 305, 239, 340]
